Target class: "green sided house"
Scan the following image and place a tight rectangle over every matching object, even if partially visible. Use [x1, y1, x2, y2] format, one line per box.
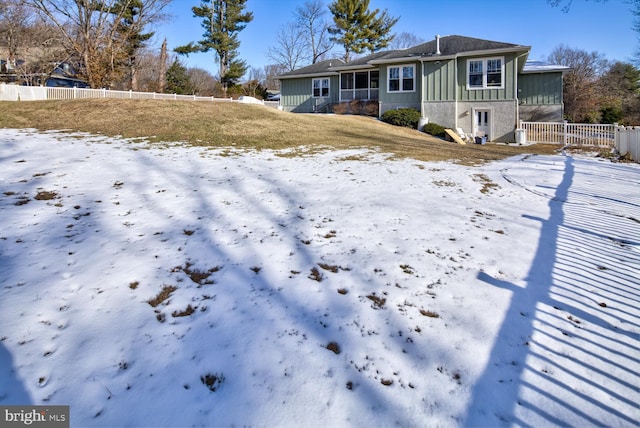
[277, 35, 568, 142]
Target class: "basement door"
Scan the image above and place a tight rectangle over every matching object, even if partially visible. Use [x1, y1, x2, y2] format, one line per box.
[474, 109, 491, 139]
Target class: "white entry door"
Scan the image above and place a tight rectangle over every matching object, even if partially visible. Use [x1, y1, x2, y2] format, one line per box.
[474, 109, 491, 139]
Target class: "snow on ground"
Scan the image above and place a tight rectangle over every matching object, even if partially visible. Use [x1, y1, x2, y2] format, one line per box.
[0, 128, 638, 427]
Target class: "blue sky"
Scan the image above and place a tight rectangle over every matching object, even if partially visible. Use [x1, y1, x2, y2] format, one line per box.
[156, 0, 637, 74]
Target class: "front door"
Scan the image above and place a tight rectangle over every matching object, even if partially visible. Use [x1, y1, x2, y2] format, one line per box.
[474, 109, 491, 139]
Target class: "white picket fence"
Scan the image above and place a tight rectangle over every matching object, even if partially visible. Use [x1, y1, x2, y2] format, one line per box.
[0, 83, 233, 103]
[520, 121, 639, 162]
[615, 126, 640, 162]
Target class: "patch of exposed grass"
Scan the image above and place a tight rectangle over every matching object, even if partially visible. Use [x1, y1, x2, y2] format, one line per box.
[326, 342, 341, 354]
[309, 267, 323, 282]
[318, 263, 339, 273]
[173, 262, 221, 286]
[172, 304, 196, 317]
[34, 190, 59, 200]
[367, 294, 386, 309]
[323, 230, 337, 239]
[201, 373, 225, 392]
[400, 264, 415, 275]
[147, 285, 177, 307]
[14, 196, 30, 206]
[0, 99, 560, 164]
[472, 173, 500, 194]
[420, 309, 440, 318]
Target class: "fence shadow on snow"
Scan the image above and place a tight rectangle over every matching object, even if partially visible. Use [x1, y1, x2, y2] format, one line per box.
[465, 155, 640, 426]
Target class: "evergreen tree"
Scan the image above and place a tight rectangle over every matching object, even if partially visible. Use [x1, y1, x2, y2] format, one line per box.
[166, 59, 195, 94]
[176, 0, 253, 96]
[598, 61, 640, 124]
[114, 0, 154, 90]
[328, 0, 397, 62]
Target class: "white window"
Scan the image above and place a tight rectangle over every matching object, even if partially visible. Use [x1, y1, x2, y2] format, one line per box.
[467, 57, 504, 89]
[388, 64, 415, 92]
[313, 78, 329, 97]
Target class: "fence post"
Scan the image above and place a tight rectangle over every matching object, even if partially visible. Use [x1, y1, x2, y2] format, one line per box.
[73, 87, 77, 99]
[563, 120, 568, 146]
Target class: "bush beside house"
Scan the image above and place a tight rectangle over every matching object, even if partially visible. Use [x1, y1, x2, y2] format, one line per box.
[381, 108, 421, 129]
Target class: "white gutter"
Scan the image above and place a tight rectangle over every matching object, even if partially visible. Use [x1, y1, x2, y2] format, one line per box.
[330, 64, 376, 71]
[278, 71, 339, 80]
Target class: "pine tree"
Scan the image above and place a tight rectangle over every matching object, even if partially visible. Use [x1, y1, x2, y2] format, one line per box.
[328, 0, 397, 62]
[114, 0, 154, 90]
[166, 59, 195, 95]
[176, 0, 253, 96]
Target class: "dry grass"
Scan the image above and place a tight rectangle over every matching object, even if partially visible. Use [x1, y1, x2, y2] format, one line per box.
[0, 99, 560, 164]
[147, 285, 177, 307]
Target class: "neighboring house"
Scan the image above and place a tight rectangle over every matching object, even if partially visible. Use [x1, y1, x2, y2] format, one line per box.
[0, 56, 88, 88]
[44, 63, 89, 88]
[278, 35, 569, 142]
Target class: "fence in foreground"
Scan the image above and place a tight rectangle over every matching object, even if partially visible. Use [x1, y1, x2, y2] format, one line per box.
[520, 121, 639, 162]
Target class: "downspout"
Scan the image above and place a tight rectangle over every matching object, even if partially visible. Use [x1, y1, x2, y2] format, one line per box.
[420, 59, 425, 119]
[514, 52, 528, 129]
[454, 54, 458, 130]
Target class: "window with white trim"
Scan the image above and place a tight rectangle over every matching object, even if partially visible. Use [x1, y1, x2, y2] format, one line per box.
[388, 64, 415, 92]
[313, 78, 329, 97]
[467, 57, 504, 89]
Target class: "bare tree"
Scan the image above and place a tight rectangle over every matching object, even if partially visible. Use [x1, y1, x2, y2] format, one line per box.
[295, 0, 333, 63]
[267, 0, 334, 71]
[157, 37, 168, 93]
[633, 0, 640, 66]
[388, 32, 424, 50]
[264, 63, 286, 91]
[187, 66, 218, 96]
[548, 44, 609, 122]
[547, 0, 607, 13]
[242, 66, 265, 97]
[266, 23, 306, 72]
[0, 0, 64, 84]
[24, 0, 170, 88]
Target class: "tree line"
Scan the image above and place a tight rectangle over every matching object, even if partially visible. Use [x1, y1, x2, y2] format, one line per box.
[0, 0, 638, 122]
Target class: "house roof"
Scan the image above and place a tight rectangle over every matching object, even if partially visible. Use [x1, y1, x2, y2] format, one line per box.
[378, 35, 528, 61]
[277, 59, 345, 79]
[278, 35, 532, 79]
[522, 60, 570, 73]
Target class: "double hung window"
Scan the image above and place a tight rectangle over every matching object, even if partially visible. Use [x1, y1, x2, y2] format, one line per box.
[467, 57, 504, 89]
[313, 78, 329, 97]
[388, 65, 415, 92]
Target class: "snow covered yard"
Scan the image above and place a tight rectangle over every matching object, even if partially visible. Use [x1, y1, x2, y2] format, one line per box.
[0, 128, 638, 427]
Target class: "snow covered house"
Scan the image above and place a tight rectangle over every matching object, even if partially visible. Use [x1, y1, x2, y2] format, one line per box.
[277, 35, 568, 142]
